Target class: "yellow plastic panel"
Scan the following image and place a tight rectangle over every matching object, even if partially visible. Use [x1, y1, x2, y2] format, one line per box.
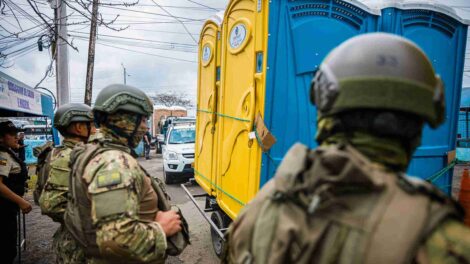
[195, 19, 220, 197]
[216, 0, 268, 220]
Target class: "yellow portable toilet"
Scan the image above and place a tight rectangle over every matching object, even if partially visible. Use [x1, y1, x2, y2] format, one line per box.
[195, 11, 224, 197]
[215, 0, 268, 220]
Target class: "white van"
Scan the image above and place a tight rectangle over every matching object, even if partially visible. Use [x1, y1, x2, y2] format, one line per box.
[162, 124, 195, 184]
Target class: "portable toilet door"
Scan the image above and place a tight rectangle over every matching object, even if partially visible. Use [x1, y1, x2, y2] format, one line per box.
[195, 12, 223, 197]
[216, 0, 269, 219]
[378, 2, 469, 193]
[260, 0, 381, 186]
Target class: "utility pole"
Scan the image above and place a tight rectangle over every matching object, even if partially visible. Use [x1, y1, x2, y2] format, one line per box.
[52, 0, 70, 106]
[84, 0, 99, 106]
[121, 63, 127, 84]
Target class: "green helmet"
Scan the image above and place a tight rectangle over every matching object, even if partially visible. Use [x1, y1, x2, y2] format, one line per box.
[93, 84, 154, 116]
[54, 103, 93, 129]
[310, 33, 445, 128]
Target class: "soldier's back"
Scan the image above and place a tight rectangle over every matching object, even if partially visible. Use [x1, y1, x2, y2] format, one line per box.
[65, 141, 168, 264]
[224, 144, 470, 264]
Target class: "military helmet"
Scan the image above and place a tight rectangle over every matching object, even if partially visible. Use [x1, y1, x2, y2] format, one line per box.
[310, 33, 444, 128]
[93, 84, 154, 116]
[53, 103, 93, 129]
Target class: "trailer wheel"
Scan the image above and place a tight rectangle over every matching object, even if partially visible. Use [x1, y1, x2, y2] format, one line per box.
[210, 211, 226, 258]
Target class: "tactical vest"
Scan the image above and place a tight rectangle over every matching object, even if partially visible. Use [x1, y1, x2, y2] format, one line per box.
[38, 144, 75, 222]
[65, 141, 113, 257]
[225, 143, 463, 264]
[0, 146, 28, 211]
[64, 140, 189, 259]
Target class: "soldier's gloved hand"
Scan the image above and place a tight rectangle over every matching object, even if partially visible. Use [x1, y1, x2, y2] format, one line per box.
[155, 210, 182, 237]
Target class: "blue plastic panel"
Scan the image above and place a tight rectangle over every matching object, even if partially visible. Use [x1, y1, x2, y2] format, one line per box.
[40, 94, 60, 145]
[260, 0, 379, 186]
[379, 8, 468, 193]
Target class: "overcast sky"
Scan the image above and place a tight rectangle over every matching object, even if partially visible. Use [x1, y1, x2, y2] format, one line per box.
[1, 0, 469, 109]
[1, 0, 228, 108]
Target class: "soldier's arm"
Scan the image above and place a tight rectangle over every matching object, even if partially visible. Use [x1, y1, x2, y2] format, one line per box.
[88, 152, 167, 262]
[418, 219, 470, 263]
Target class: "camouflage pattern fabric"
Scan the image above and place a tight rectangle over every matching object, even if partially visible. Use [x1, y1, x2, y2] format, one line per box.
[223, 139, 470, 264]
[317, 117, 412, 172]
[421, 220, 470, 263]
[78, 118, 167, 263]
[100, 111, 147, 148]
[53, 225, 86, 264]
[38, 139, 86, 264]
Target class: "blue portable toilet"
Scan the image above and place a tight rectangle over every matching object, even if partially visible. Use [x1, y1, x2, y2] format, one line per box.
[375, 1, 469, 193]
[260, 0, 469, 193]
[260, 0, 381, 186]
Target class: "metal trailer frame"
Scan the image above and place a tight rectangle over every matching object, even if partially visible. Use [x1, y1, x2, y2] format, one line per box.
[181, 183, 230, 257]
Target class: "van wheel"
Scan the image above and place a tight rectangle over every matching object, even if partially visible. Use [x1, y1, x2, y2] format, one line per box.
[211, 211, 228, 258]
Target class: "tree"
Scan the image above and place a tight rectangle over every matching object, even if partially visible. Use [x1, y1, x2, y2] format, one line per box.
[151, 92, 193, 108]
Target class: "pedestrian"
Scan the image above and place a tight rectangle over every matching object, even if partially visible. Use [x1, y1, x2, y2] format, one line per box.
[222, 33, 470, 263]
[64, 84, 189, 263]
[0, 121, 32, 264]
[15, 132, 26, 162]
[144, 127, 152, 160]
[37, 103, 95, 264]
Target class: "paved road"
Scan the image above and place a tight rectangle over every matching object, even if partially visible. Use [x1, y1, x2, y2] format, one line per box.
[140, 153, 219, 264]
[20, 151, 219, 264]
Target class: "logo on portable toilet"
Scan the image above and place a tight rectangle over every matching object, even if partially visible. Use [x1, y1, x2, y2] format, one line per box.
[229, 23, 247, 49]
[202, 44, 212, 64]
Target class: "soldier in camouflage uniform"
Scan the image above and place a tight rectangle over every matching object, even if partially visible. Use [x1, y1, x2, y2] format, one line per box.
[64, 84, 189, 264]
[223, 33, 470, 264]
[37, 103, 95, 264]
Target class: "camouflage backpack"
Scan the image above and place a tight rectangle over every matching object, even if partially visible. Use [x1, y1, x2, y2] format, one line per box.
[224, 143, 462, 264]
[33, 141, 54, 204]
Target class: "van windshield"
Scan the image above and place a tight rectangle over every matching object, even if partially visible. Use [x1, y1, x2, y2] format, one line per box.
[169, 128, 195, 144]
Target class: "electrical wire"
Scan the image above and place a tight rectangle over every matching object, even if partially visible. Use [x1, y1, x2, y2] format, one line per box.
[74, 38, 197, 63]
[69, 30, 197, 46]
[149, 0, 199, 44]
[185, 0, 222, 11]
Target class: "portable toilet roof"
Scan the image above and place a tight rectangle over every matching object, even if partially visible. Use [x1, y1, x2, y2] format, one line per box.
[208, 10, 224, 26]
[361, 0, 470, 24]
[461, 88, 470, 109]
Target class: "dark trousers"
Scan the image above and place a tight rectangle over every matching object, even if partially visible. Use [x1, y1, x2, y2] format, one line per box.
[0, 207, 18, 264]
[144, 144, 151, 159]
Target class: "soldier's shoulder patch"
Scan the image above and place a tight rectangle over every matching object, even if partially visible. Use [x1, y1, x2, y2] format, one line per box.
[0, 156, 7, 166]
[97, 171, 122, 188]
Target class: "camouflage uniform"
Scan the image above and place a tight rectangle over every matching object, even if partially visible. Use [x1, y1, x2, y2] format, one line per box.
[37, 103, 93, 264]
[64, 84, 188, 264]
[39, 139, 86, 263]
[223, 33, 470, 263]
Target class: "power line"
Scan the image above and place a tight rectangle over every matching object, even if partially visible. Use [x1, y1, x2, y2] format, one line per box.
[126, 28, 200, 35]
[185, 0, 222, 11]
[75, 38, 197, 63]
[150, 0, 198, 44]
[99, 5, 206, 21]
[70, 34, 197, 53]
[69, 30, 197, 47]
